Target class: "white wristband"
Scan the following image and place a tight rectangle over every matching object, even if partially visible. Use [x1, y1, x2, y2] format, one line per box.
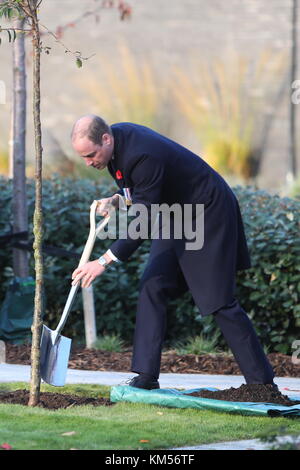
[106, 249, 120, 263]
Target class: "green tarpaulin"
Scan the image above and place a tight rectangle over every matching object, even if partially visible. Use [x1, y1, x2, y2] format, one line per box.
[110, 386, 300, 417]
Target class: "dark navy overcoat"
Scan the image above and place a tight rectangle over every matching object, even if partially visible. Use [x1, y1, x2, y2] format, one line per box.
[107, 123, 251, 316]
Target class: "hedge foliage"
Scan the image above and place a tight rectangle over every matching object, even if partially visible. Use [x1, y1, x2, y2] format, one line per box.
[0, 177, 299, 353]
[233, 186, 300, 353]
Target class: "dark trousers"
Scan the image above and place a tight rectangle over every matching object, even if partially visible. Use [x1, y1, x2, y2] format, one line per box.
[131, 248, 275, 384]
[213, 299, 274, 384]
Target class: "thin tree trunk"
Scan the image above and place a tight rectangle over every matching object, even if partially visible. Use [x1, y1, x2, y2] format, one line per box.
[12, 16, 29, 278]
[288, 0, 298, 184]
[28, 3, 43, 407]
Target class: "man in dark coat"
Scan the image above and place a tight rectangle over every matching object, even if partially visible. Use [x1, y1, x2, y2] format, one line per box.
[71, 114, 276, 390]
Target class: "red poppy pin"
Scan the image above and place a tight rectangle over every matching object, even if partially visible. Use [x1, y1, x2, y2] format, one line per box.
[116, 170, 123, 180]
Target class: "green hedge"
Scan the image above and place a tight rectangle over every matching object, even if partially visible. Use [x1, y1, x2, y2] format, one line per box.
[233, 186, 300, 353]
[0, 177, 299, 353]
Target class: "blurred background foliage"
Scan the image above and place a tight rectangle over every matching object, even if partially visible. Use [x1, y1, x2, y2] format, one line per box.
[0, 44, 289, 188]
[171, 49, 286, 180]
[83, 43, 161, 129]
[74, 45, 287, 184]
[77, 43, 176, 139]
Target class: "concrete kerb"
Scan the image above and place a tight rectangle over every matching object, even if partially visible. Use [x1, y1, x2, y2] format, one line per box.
[1, 363, 300, 396]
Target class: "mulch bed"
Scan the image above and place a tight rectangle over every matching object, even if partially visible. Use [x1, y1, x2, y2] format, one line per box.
[188, 384, 300, 407]
[5, 343, 300, 377]
[0, 389, 113, 409]
[2, 344, 300, 409]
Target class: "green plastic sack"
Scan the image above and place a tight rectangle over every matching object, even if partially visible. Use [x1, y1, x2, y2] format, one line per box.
[0, 277, 35, 344]
[110, 386, 300, 418]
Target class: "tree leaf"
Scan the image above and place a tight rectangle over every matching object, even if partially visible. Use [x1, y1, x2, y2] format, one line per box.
[76, 58, 83, 68]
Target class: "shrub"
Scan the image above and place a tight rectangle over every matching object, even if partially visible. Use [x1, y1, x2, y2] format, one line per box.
[91, 334, 125, 353]
[233, 186, 300, 353]
[174, 331, 221, 355]
[0, 178, 299, 353]
[0, 176, 148, 344]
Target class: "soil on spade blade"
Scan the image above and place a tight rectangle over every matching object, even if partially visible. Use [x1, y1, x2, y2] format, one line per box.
[188, 384, 300, 407]
[0, 389, 113, 409]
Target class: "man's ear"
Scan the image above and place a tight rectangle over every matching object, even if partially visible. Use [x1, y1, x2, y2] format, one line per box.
[102, 133, 112, 146]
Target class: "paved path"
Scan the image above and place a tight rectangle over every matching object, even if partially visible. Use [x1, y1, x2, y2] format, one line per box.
[1, 363, 300, 396]
[172, 435, 300, 450]
[1, 363, 299, 451]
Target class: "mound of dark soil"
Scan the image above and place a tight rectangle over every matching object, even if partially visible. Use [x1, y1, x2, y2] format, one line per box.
[189, 384, 300, 407]
[5, 343, 300, 378]
[0, 389, 113, 410]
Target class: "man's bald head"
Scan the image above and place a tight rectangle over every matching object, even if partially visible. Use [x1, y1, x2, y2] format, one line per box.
[71, 115, 112, 145]
[71, 115, 114, 171]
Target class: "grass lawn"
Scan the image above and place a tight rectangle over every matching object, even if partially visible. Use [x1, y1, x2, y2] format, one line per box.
[0, 382, 300, 450]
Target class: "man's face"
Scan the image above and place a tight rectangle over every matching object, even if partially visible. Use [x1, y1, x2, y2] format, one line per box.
[72, 133, 114, 171]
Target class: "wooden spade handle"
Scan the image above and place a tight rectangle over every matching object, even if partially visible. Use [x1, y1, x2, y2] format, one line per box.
[54, 201, 112, 336]
[78, 200, 111, 267]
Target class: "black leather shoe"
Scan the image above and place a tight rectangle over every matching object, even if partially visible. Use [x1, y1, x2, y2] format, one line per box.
[128, 374, 160, 390]
[270, 383, 279, 392]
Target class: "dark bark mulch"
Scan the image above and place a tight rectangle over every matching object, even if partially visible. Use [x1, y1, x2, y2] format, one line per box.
[5, 343, 300, 378]
[188, 384, 300, 407]
[0, 389, 113, 410]
[3, 344, 300, 409]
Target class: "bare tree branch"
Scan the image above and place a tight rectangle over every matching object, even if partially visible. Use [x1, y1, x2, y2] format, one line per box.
[39, 22, 96, 61]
